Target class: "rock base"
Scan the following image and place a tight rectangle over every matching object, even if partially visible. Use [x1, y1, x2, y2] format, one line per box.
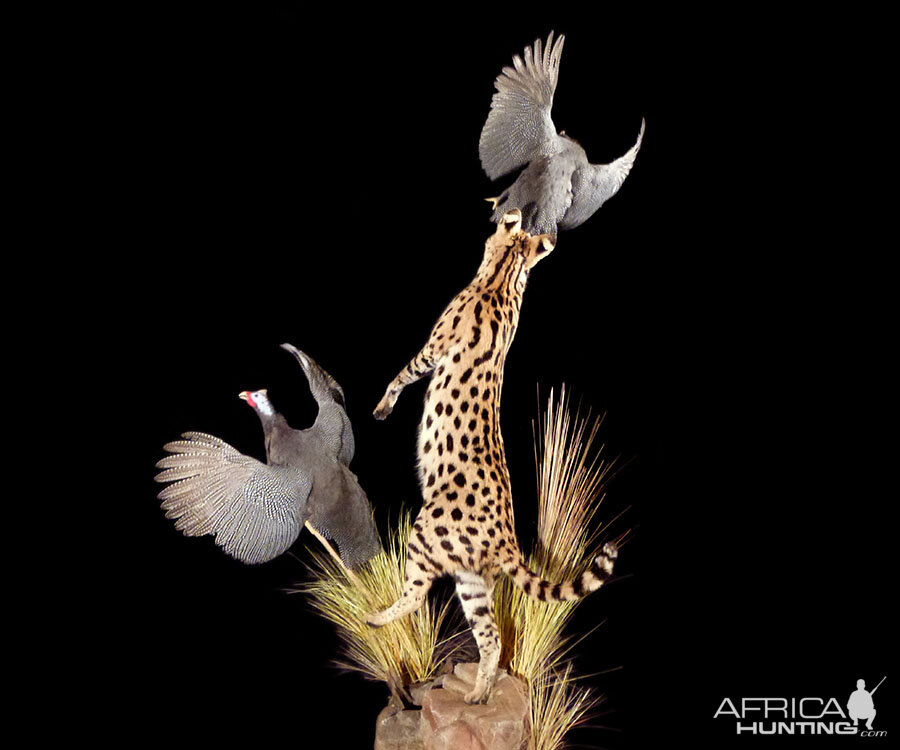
[375, 662, 529, 750]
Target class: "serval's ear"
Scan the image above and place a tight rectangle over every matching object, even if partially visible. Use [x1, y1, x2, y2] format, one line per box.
[524, 233, 556, 268]
[497, 208, 522, 235]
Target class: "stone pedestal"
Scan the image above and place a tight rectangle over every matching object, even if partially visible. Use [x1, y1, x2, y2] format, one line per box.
[375, 663, 529, 750]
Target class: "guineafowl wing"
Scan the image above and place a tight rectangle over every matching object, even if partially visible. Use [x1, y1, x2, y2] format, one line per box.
[563, 118, 645, 230]
[479, 32, 565, 180]
[155, 431, 311, 564]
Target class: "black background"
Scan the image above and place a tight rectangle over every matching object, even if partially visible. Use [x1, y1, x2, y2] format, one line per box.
[105, 4, 889, 747]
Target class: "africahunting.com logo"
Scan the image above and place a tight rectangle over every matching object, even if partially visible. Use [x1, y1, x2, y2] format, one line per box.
[714, 676, 887, 737]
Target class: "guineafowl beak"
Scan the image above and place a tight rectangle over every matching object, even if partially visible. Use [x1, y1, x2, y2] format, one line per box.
[238, 391, 250, 402]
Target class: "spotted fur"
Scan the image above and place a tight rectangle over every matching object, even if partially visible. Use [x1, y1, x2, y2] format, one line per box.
[366, 209, 617, 704]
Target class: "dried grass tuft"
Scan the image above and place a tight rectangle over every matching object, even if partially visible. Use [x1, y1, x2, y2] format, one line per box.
[497, 385, 623, 748]
[298, 509, 466, 688]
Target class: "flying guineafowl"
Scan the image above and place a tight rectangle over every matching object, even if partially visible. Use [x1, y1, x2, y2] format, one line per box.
[155, 343, 381, 569]
[479, 31, 645, 236]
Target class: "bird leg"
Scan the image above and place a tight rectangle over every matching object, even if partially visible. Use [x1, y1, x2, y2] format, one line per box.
[305, 521, 362, 588]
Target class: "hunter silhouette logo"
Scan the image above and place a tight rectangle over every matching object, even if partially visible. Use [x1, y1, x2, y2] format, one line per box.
[848, 677, 885, 731]
[713, 675, 887, 737]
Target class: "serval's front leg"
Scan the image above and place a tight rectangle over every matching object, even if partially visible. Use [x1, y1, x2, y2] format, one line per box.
[374, 341, 440, 420]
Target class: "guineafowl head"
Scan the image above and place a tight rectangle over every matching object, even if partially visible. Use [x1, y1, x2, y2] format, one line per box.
[238, 389, 275, 416]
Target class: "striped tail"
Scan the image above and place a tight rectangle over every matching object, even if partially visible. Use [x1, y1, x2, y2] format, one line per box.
[503, 543, 618, 602]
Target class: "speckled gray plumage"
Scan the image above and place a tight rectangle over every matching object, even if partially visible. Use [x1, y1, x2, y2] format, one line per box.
[479, 32, 644, 236]
[155, 344, 381, 569]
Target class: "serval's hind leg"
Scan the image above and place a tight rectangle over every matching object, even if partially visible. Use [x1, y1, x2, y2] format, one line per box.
[366, 555, 436, 627]
[454, 571, 500, 704]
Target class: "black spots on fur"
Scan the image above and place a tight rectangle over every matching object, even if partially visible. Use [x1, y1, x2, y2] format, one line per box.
[485, 372, 493, 382]
[434, 526, 448, 537]
[453, 472, 467, 487]
[446, 491, 458, 501]
[437, 464, 444, 477]
[459, 536, 472, 548]
[460, 367, 473, 384]
[466, 527, 479, 536]
[484, 453, 493, 466]
[472, 348, 494, 367]
[474, 301, 482, 324]
[452, 315, 461, 330]
[445, 404, 453, 416]
[452, 352, 461, 363]
[487, 528, 495, 538]
[440, 540, 454, 551]
[572, 574, 585, 597]
[437, 443, 444, 456]
[416, 532, 433, 553]
[435, 402, 444, 416]
[482, 388, 491, 401]
[431, 507, 444, 519]
[445, 434, 454, 451]
[460, 401, 469, 413]
[470, 386, 479, 399]
[451, 508, 463, 521]
[551, 583, 562, 600]
[490, 319, 499, 347]
[460, 434, 469, 448]
[451, 388, 460, 399]
[481, 408, 490, 421]
[468, 419, 477, 432]
[468, 326, 481, 349]
[413, 579, 425, 587]
[590, 558, 611, 582]
[426, 415, 433, 428]
[473, 605, 489, 617]
[466, 494, 476, 507]
[423, 441, 432, 454]
[458, 452, 469, 462]
[477, 468, 486, 480]
[459, 591, 485, 601]
[454, 416, 462, 429]
[481, 487, 491, 497]
[426, 474, 435, 487]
